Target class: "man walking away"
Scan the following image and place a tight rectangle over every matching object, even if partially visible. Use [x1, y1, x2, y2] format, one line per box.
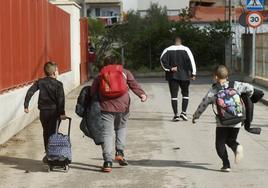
[160, 35, 196, 121]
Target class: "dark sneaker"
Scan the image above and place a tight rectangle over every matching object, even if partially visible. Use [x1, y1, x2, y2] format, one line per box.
[220, 166, 231, 172]
[115, 150, 128, 166]
[172, 115, 180, 122]
[180, 112, 188, 121]
[102, 161, 112, 172]
[235, 145, 244, 164]
[42, 155, 48, 164]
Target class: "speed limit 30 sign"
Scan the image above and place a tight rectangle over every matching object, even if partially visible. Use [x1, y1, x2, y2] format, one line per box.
[246, 12, 263, 28]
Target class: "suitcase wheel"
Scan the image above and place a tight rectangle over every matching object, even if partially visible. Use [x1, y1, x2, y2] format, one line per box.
[64, 165, 69, 173]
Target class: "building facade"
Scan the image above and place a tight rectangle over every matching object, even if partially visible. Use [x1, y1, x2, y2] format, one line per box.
[122, 0, 190, 16]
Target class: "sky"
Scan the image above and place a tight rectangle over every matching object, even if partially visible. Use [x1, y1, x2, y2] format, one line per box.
[122, 0, 137, 12]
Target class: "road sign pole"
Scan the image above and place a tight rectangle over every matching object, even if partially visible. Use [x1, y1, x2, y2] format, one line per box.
[252, 28, 256, 78]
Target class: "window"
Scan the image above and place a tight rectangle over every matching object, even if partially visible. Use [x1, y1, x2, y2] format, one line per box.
[95, 8, 100, 17]
[87, 9, 91, 17]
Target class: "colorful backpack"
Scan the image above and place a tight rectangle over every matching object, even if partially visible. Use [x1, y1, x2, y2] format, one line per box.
[213, 81, 245, 125]
[99, 64, 128, 98]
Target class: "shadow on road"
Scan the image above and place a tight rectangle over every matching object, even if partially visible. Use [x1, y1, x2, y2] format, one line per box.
[0, 156, 123, 173]
[128, 159, 219, 172]
[71, 162, 102, 172]
[71, 162, 122, 172]
[0, 156, 44, 172]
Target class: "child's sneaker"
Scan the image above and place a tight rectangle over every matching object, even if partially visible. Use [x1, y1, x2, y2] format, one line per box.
[172, 115, 180, 122]
[235, 145, 244, 164]
[115, 150, 128, 166]
[180, 112, 188, 121]
[102, 161, 112, 172]
[220, 165, 231, 172]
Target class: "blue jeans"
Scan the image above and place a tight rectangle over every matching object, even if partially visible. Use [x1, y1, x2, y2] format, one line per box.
[101, 112, 129, 162]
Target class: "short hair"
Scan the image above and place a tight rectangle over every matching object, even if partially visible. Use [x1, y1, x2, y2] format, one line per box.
[44, 61, 57, 76]
[214, 65, 229, 79]
[103, 55, 121, 66]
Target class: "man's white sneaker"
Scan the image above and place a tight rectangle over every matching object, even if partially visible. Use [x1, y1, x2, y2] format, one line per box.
[220, 166, 231, 172]
[180, 112, 188, 121]
[172, 116, 180, 122]
[235, 145, 244, 164]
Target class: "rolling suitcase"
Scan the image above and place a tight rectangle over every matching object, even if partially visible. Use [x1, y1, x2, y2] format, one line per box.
[46, 117, 72, 172]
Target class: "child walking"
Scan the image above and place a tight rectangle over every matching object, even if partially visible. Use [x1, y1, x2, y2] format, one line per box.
[91, 55, 147, 172]
[24, 61, 66, 163]
[192, 65, 254, 172]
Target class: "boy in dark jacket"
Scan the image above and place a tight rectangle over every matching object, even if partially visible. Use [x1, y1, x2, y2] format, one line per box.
[24, 61, 65, 163]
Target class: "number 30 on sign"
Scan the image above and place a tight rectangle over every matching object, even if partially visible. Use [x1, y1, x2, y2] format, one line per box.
[246, 12, 263, 28]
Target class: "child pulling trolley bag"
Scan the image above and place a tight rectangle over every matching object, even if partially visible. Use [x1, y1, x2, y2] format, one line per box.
[46, 117, 72, 172]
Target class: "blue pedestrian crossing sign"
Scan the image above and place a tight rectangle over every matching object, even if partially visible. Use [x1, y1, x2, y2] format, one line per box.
[246, 0, 264, 11]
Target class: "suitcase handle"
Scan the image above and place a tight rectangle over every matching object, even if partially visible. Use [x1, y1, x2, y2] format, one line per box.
[56, 116, 72, 137]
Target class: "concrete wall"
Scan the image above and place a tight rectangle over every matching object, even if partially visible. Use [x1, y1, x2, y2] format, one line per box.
[52, 1, 81, 89]
[0, 2, 81, 145]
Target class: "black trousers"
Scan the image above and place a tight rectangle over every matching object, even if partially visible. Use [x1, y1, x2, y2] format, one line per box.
[168, 79, 190, 115]
[215, 127, 240, 167]
[40, 110, 58, 152]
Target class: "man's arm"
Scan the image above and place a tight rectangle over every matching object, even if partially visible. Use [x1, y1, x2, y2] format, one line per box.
[160, 48, 172, 71]
[185, 47, 196, 76]
[24, 81, 39, 111]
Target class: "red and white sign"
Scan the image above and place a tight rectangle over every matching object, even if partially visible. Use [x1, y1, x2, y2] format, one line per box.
[246, 12, 263, 28]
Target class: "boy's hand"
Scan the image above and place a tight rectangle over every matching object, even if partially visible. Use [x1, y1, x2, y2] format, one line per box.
[24, 108, 29, 113]
[140, 94, 147, 102]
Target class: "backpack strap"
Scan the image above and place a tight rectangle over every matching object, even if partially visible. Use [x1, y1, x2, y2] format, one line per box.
[212, 83, 222, 92]
[212, 83, 222, 117]
[228, 81, 235, 89]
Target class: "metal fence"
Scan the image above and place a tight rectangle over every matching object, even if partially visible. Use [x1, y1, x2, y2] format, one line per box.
[256, 33, 268, 78]
[0, 0, 71, 93]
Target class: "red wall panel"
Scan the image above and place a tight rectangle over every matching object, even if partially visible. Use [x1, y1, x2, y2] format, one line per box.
[0, 0, 71, 93]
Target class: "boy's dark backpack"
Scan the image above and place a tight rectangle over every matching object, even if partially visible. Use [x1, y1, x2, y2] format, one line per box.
[213, 81, 246, 125]
[99, 64, 128, 98]
[75, 86, 91, 117]
[75, 86, 104, 145]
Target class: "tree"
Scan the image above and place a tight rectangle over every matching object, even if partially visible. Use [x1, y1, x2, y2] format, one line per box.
[88, 4, 232, 71]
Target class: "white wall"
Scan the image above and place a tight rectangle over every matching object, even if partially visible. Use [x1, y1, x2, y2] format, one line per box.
[0, 2, 81, 145]
[53, 1, 82, 90]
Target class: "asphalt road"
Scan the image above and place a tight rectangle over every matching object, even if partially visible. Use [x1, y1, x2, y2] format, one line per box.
[0, 77, 268, 188]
